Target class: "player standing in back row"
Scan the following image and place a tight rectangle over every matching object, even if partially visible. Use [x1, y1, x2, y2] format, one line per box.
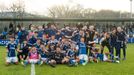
[116, 27, 127, 61]
[85, 26, 98, 57]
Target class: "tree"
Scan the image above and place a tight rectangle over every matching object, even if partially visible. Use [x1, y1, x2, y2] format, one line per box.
[47, 4, 84, 18]
[9, 0, 25, 18]
[81, 8, 96, 18]
[0, 3, 7, 17]
[47, 4, 132, 19]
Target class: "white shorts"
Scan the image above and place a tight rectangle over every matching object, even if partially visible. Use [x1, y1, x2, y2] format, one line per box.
[41, 58, 47, 61]
[6, 57, 18, 63]
[29, 59, 39, 64]
[79, 54, 88, 61]
[103, 54, 108, 61]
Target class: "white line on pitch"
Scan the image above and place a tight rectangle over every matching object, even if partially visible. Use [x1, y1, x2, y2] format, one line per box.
[31, 64, 36, 75]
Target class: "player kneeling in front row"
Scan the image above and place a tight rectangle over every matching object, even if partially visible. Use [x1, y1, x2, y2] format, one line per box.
[88, 43, 99, 63]
[66, 50, 78, 66]
[38, 43, 48, 65]
[64, 44, 79, 67]
[18, 40, 30, 64]
[47, 46, 66, 67]
[21, 45, 42, 66]
[6, 36, 18, 66]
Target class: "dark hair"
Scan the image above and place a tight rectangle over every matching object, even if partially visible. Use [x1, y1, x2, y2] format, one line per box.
[9, 23, 13, 29]
[42, 24, 45, 29]
[29, 24, 32, 30]
[112, 27, 117, 31]
[17, 24, 21, 30]
[56, 46, 60, 49]
[34, 31, 38, 33]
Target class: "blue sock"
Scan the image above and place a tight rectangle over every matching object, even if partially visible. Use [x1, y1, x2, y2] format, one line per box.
[37, 61, 41, 64]
[98, 54, 103, 61]
[80, 59, 84, 64]
[24, 60, 28, 65]
[70, 59, 76, 65]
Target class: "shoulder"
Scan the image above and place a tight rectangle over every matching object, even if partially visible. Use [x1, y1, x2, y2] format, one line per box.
[6, 41, 10, 47]
[101, 38, 105, 41]
[122, 31, 126, 35]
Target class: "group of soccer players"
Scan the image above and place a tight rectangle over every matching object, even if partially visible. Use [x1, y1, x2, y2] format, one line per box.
[5, 23, 127, 67]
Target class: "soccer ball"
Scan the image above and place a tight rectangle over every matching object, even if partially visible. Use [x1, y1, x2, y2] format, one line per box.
[115, 60, 120, 63]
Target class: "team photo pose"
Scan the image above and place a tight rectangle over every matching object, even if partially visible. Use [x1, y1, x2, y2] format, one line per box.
[3, 23, 128, 67]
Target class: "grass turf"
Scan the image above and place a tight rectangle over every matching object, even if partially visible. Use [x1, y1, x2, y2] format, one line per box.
[0, 44, 134, 75]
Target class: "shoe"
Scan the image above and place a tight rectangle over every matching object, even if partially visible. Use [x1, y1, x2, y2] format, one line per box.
[39, 61, 43, 66]
[90, 60, 94, 63]
[115, 60, 120, 63]
[94, 59, 99, 63]
[21, 61, 24, 65]
[82, 62, 86, 66]
[68, 64, 73, 67]
[21, 61, 26, 66]
[96, 59, 99, 63]
[75, 62, 78, 66]
[49, 63, 56, 68]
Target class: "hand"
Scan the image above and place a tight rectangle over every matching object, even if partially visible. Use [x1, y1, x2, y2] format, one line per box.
[17, 50, 22, 52]
[6, 50, 9, 53]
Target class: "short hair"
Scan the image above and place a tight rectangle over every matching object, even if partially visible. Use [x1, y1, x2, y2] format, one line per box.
[34, 31, 38, 33]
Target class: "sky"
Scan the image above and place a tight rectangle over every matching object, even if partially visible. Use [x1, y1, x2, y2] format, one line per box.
[0, 0, 133, 15]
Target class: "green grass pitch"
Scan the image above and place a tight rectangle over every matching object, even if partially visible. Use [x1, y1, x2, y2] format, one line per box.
[0, 44, 134, 75]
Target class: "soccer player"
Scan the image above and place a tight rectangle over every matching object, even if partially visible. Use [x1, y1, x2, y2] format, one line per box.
[47, 24, 57, 37]
[98, 52, 115, 63]
[72, 30, 85, 43]
[42, 33, 49, 45]
[88, 43, 99, 63]
[6, 36, 18, 65]
[18, 39, 30, 63]
[66, 44, 78, 66]
[37, 26, 44, 38]
[1, 27, 8, 39]
[110, 28, 117, 60]
[27, 26, 34, 40]
[34, 38, 41, 50]
[38, 43, 48, 65]
[116, 27, 127, 61]
[99, 32, 111, 54]
[47, 35, 59, 47]
[28, 31, 38, 45]
[55, 30, 63, 41]
[85, 26, 98, 57]
[17, 26, 28, 44]
[22, 45, 41, 66]
[47, 46, 65, 67]
[77, 37, 88, 66]
[60, 38, 71, 53]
